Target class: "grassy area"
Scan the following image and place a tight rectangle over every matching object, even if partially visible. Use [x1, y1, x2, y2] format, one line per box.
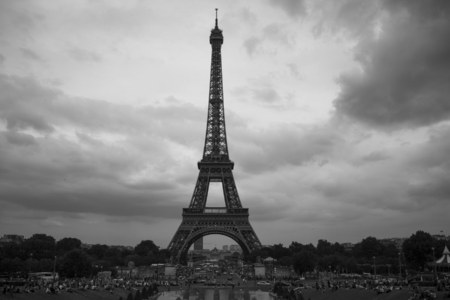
[301, 289, 412, 300]
[0, 289, 131, 300]
[2, 286, 449, 300]
[301, 288, 450, 300]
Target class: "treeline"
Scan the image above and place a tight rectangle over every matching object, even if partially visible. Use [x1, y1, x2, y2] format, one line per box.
[0, 230, 447, 278]
[0, 235, 169, 278]
[248, 230, 448, 275]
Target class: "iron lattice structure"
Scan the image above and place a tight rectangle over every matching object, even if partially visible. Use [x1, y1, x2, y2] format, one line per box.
[168, 11, 261, 263]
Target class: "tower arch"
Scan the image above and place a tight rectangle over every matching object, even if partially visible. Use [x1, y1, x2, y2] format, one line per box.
[177, 228, 250, 263]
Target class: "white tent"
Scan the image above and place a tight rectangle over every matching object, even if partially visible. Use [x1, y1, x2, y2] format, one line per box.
[429, 245, 450, 272]
[435, 245, 450, 265]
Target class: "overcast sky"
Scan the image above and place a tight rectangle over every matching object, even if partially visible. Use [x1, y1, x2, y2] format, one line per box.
[1, 0, 449, 249]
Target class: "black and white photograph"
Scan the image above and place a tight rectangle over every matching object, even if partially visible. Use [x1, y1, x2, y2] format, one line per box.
[1, 0, 449, 299]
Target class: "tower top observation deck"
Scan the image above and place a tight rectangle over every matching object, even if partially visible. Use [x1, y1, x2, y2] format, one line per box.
[210, 8, 223, 44]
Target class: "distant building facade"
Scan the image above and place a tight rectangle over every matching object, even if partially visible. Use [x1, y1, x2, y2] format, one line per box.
[0, 234, 24, 245]
[194, 238, 203, 250]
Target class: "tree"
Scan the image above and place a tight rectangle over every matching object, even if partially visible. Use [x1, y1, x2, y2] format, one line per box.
[278, 256, 294, 266]
[0, 257, 25, 274]
[56, 237, 81, 254]
[403, 230, 434, 270]
[135, 240, 159, 257]
[293, 250, 317, 274]
[22, 234, 56, 260]
[352, 236, 384, 259]
[289, 242, 316, 255]
[246, 247, 272, 263]
[0, 242, 25, 260]
[59, 249, 92, 278]
[318, 254, 345, 271]
[104, 247, 123, 266]
[270, 244, 291, 260]
[87, 244, 109, 260]
[317, 240, 334, 256]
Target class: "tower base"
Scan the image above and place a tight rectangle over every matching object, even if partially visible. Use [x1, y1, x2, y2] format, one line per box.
[168, 207, 261, 263]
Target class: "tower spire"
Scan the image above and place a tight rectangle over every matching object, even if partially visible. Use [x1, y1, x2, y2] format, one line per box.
[215, 8, 218, 28]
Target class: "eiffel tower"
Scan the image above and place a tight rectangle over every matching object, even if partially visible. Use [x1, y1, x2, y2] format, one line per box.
[168, 10, 261, 263]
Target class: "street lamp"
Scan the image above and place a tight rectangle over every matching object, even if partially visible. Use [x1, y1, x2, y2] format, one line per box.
[53, 256, 57, 283]
[29, 253, 33, 280]
[431, 247, 437, 278]
[373, 256, 376, 277]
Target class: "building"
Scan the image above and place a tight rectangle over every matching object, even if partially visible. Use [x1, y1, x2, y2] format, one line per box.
[229, 244, 241, 253]
[0, 234, 24, 245]
[274, 266, 293, 279]
[380, 238, 406, 250]
[341, 242, 354, 252]
[254, 263, 265, 278]
[194, 238, 203, 250]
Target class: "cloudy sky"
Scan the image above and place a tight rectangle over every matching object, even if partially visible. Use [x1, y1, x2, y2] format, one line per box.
[1, 0, 449, 249]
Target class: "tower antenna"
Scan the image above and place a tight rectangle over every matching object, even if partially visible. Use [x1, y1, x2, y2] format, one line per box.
[215, 8, 218, 28]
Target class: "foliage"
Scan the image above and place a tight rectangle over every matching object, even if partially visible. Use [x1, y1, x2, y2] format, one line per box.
[352, 236, 385, 259]
[293, 250, 317, 274]
[58, 249, 93, 278]
[1, 230, 447, 277]
[56, 237, 82, 254]
[135, 240, 159, 256]
[403, 230, 434, 270]
[22, 233, 56, 260]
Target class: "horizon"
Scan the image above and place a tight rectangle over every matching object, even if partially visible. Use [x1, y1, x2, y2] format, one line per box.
[2, 230, 445, 251]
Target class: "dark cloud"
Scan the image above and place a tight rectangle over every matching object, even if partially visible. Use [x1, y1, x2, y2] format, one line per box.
[69, 47, 101, 62]
[20, 48, 42, 61]
[408, 178, 450, 204]
[243, 36, 262, 56]
[356, 151, 390, 165]
[0, 74, 203, 146]
[5, 110, 54, 132]
[311, 0, 379, 38]
[68, 47, 101, 62]
[286, 63, 301, 78]
[406, 125, 450, 205]
[262, 23, 292, 46]
[233, 124, 342, 174]
[0, 1, 41, 39]
[242, 23, 293, 57]
[268, 0, 306, 19]
[0, 75, 56, 132]
[0, 73, 205, 223]
[252, 87, 281, 103]
[4, 131, 36, 146]
[0, 178, 181, 219]
[333, 0, 450, 129]
[238, 7, 257, 25]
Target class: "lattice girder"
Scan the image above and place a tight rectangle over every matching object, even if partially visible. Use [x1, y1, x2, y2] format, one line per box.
[168, 210, 262, 262]
[167, 12, 261, 264]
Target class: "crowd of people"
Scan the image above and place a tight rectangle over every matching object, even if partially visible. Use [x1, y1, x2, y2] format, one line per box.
[1, 277, 160, 298]
[271, 275, 450, 300]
